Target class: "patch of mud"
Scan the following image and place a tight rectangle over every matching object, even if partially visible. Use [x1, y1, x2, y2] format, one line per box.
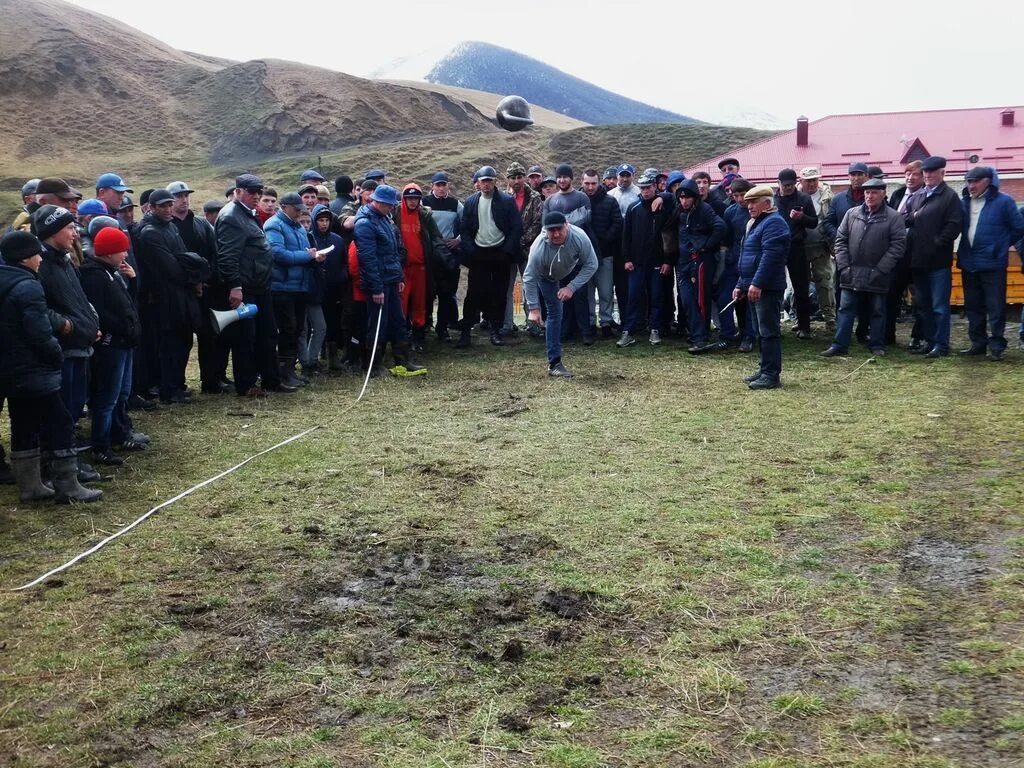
[486, 393, 529, 418]
[496, 529, 560, 562]
[535, 589, 594, 620]
[900, 535, 1007, 589]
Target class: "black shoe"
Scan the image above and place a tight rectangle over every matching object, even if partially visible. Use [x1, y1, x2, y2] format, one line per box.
[266, 383, 298, 393]
[908, 342, 928, 354]
[743, 371, 763, 383]
[820, 345, 846, 357]
[738, 339, 754, 353]
[455, 330, 471, 348]
[959, 345, 987, 356]
[160, 393, 191, 405]
[128, 394, 158, 411]
[870, 347, 886, 357]
[582, 334, 596, 346]
[925, 347, 948, 359]
[795, 329, 813, 340]
[437, 330, 452, 344]
[989, 349, 1005, 362]
[688, 341, 722, 355]
[548, 362, 573, 378]
[93, 450, 124, 466]
[748, 375, 781, 390]
[601, 326, 615, 339]
[489, 332, 505, 347]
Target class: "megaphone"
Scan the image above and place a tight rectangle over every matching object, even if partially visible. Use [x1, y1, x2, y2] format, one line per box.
[210, 302, 258, 334]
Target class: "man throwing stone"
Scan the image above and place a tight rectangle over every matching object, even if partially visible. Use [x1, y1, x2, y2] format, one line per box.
[523, 212, 598, 378]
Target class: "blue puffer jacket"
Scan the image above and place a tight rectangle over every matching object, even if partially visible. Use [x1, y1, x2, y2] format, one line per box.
[354, 204, 402, 294]
[957, 171, 1024, 273]
[737, 211, 791, 292]
[265, 210, 314, 293]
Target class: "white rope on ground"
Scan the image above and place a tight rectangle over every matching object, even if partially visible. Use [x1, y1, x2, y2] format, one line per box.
[12, 425, 322, 591]
[356, 305, 384, 402]
[13, 306, 387, 591]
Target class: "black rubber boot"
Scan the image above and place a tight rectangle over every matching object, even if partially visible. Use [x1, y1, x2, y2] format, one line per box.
[10, 449, 55, 502]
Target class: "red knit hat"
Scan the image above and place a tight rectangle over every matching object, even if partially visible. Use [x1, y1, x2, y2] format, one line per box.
[93, 227, 130, 257]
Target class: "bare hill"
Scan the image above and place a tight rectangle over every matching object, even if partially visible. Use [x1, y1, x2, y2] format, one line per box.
[0, 0, 499, 176]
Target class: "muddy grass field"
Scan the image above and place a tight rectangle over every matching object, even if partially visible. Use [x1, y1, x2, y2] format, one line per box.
[1, 325, 1023, 768]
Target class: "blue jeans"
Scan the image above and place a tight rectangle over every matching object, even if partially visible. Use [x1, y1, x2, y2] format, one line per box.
[834, 290, 887, 351]
[60, 356, 89, 424]
[912, 267, 952, 353]
[625, 265, 664, 333]
[962, 269, 1007, 352]
[91, 347, 133, 452]
[750, 290, 783, 381]
[537, 278, 563, 366]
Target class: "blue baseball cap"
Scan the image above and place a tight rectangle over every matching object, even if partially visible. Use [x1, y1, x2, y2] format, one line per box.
[96, 173, 132, 193]
[617, 164, 635, 176]
[370, 184, 400, 206]
[77, 199, 108, 216]
[431, 171, 450, 184]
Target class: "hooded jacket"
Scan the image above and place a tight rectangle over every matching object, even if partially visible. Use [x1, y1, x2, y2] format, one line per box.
[0, 264, 63, 396]
[662, 199, 726, 266]
[37, 242, 98, 357]
[956, 171, 1024, 273]
[265, 210, 314, 294]
[835, 202, 906, 294]
[310, 204, 347, 289]
[522, 224, 599, 310]
[354, 203, 402, 295]
[737, 211, 791, 292]
[397, 185, 454, 271]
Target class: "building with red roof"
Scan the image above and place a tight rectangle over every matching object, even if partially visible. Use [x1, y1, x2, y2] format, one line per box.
[685, 106, 1024, 199]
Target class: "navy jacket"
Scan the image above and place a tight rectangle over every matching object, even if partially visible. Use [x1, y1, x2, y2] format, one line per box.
[0, 264, 63, 397]
[721, 202, 750, 275]
[957, 173, 1024, 273]
[823, 188, 862, 243]
[460, 190, 522, 263]
[622, 196, 670, 268]
[664, 201, 725, 268]
[904, 182, 963, 270]
[737, 211, 791, 292]
[354, 204, 402, 294]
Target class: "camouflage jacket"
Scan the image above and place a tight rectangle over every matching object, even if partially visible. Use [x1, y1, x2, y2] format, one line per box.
[507, 185, 543, 255]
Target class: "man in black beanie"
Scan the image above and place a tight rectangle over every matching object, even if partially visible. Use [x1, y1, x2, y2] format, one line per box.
[330, 176, 356, 216]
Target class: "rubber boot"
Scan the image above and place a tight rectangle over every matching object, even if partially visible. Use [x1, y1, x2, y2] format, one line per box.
[77, 456, 101, 483]
[411, 326, 426, 353]
[280, 363, 306, 388]
[10, 449, 55, 502]
[52, 455, 103, 503]
[328, 341, 344, 371]
[455, 327, 472, 348]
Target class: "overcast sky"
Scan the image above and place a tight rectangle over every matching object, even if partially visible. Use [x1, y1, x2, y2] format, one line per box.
[68, 0, 1022, 128]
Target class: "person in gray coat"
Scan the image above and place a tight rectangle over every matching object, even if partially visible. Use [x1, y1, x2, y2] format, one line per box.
[822, 178, 906, 357]
[523, 212, 598, 378]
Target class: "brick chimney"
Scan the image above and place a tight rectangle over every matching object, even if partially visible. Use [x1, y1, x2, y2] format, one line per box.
[796, 116, 809, 147]
[1002, 108, 1015, 127]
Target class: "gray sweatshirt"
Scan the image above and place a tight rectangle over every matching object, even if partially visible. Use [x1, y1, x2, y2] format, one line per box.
[522, 224, 599, 310]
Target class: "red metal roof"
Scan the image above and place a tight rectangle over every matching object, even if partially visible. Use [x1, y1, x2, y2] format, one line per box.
[684, 106, 1024, 183]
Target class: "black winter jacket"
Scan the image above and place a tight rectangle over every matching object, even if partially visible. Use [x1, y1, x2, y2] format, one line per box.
[460, 191, 523, 263]
[774, 191, 818, 244]
[622, 196, 670, 268]
[136, 214, 203, 332]
[79, 259, 140, 348]
[173, 210, 218, 270]
[904, 183, 963, 270]
[37, 243, 98, 357]
[586, 186, 623, 261]
[214, 201, 274, 291]
[0, 264, 63, 397]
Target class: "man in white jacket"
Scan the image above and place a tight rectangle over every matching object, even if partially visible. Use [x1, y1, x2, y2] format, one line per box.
[523, 212, 599, 378]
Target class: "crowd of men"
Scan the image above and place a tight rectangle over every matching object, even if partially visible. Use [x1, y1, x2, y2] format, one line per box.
[1, 155, 1023, 503]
